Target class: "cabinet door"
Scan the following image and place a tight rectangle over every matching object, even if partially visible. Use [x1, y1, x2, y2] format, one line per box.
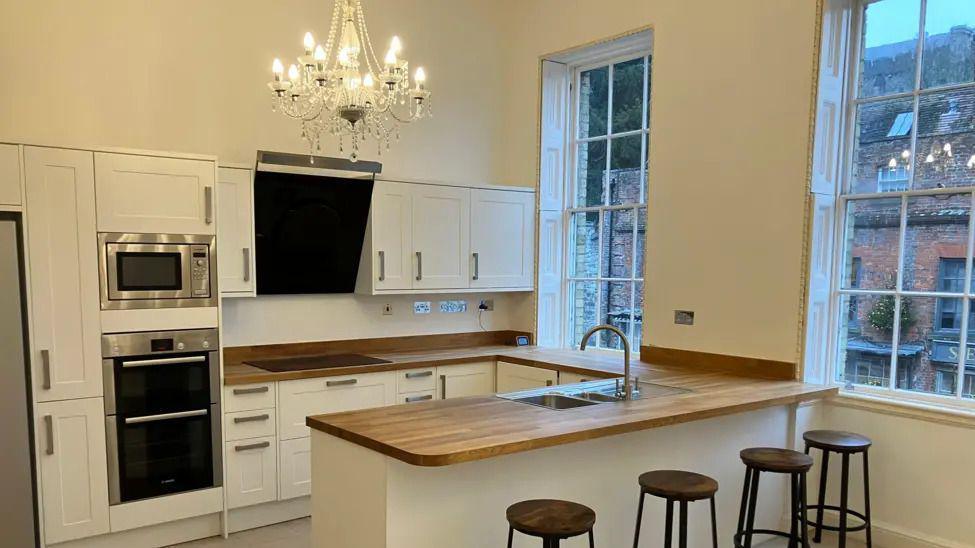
[24, 147, 102, 401]
[437, 361, 495, 399]
[496, 361, 558, 393]
[0, 143, 21, 206]
[278, 373, 395, 440]
[225, 436, 277, 509]
[37, 398, 110, 544]
[279, 438, 312, 500]
[412, 185, 470, 290]
[372, 181, 413, 290]
[94, 153, 215, 235]
[217, 167, 255, 295]
[470, 189, 535, 289]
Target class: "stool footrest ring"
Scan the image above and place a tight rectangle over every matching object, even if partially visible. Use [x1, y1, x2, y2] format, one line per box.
[802, 504, 869, 533]
[734, 528, 809, 548]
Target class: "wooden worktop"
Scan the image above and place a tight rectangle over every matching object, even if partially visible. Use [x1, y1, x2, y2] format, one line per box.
[306, 348, 836, 466]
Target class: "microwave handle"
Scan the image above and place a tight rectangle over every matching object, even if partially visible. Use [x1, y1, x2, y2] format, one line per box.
[204, 186, 214, 225]
[121, 355, 207, 368]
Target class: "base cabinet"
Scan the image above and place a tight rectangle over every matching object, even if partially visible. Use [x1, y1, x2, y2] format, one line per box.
[437, 361, 496, 399]
[558, 371, 599, 385]
[496, 361, 558, 392]
[279, 438, 312, 500]
[226, 436, 277, 509]
[37, 397, 110, 544]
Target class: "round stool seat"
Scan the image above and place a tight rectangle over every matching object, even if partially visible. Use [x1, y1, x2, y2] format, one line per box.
[638, 470, 718, 501]
[506, 499, 596, 538]
[740, 447, 813, 473]
[803, 430, 871, 453]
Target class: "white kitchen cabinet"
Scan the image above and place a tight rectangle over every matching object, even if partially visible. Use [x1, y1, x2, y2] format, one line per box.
[496, 361, 558, 393]
[399, 390, 436, 404]
[94, 152, 216, 235]
[412, 184, 470, 290]
[37, 397, 110, 544]
[226, 436, 277, 509]
[24, 147, 102, 401]
[0, 143, 21, 206]
[558, 371, 598, 385]
[469, 189, 534, 289]
[370, 181, 413, 291]
[225, 409, 275, 442]
[278, 437, 312, 500]
[437, 361, 495, 399]
[278, 372, 395, 440]
[217, 166, 256, 296]
[225, 383, 276, 412]
[396, 367, 437, 394]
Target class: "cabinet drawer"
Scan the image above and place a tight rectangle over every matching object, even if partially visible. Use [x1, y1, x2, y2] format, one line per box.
[278, 438, 312, 500]
[278, 373, 394, 440]
[225, 436, 277, 509]
[398, 390, 436, 405]
[224, 383, 275, 412]
[396, 367, 436, 393]
[225, 409, 275, 441]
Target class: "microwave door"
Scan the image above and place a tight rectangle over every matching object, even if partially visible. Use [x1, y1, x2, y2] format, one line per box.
[105, 242, 192, 301]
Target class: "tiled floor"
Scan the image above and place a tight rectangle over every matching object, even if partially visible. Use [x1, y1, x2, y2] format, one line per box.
[171, 518, 310, 547]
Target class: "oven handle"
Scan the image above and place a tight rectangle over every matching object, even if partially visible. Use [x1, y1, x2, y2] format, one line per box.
[124, 409, 208, 424]
[121, 355, 207, 368]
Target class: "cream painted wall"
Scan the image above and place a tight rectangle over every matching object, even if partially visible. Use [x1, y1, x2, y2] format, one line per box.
[500, 0, 819, 362]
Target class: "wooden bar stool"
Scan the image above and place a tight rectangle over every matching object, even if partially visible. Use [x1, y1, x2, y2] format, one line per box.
[734, 447, 813, 548]
[632, 470, 719, 548]
[803, 430, 873, 548]
[506, 499, 595, 547]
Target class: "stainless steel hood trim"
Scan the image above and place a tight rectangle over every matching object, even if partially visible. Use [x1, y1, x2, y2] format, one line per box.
[256, 150, 381, 180]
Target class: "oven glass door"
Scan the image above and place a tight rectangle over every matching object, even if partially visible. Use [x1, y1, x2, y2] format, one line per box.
[106, 243, 191, 300]
[115, 408, 215, 503]
[112, 352, 214, 416]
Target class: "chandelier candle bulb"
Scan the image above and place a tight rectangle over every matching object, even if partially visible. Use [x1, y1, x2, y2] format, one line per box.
[414, 67, 426, 90]
[303, 32, 315, 54]
[272, 58, 284, 81]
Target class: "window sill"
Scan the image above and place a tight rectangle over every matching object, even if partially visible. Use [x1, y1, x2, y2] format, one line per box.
[829, 389, 975, 429]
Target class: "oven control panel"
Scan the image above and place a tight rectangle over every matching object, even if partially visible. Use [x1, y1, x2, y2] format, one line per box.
[102, 328, 219, 358]
[191, 245, 211, 297]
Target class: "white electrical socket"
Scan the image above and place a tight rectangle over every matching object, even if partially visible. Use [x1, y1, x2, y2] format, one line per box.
[382, 303, 393, 316]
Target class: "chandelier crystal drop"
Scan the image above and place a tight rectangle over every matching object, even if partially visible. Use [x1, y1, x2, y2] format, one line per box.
[267, 0, 431, 162]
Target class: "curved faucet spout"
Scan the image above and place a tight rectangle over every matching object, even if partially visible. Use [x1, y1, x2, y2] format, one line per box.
[579, 324, 632, 400]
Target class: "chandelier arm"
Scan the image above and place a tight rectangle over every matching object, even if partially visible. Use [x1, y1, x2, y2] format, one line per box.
[355, 0, 384, 77]
[322, 0, 343, 63]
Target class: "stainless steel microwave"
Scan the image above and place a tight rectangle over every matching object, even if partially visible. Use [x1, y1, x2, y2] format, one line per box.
[98, 233, 217, 310]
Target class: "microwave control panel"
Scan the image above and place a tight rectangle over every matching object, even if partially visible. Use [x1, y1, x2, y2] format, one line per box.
[191, 245, 211, 297]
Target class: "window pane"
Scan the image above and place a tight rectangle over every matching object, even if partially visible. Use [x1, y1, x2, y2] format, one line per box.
[601, 209, 635, 278]
[579, 67, 608, 138]
[897, 296, 962, 396]
[569, 281, 599, 347]
[599, 281, 633, 349]
[576, 140, 607, 207]
[837, 293, 896, 387]
[842, 198, 903, 290]
[569, 212, 600, 278]
[609, 134, 643, 205]
[612, 58, 645, 133]
[913, 88, 975, 190]
[635, 207, 647, 278]
[851, 98, 914, 194]
[859, 0, 920, 98]
[921, 0, 975, 89]
[902, 194, 972, 291]
[633, 281, 644, 348]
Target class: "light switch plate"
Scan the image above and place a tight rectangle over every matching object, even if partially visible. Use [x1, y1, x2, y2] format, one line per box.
[413, 301, 431, 314]
[674, 310, 695, 325]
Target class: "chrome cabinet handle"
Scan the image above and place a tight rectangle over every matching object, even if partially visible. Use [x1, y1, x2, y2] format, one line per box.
[405, 394, 433, 403]
[378, 250, 385, 282]
[122, 355, 206, 368]
[125, 409, 208, 424]
[416, 251, 422, 281]
[234, 441, 270, 452]
[326, 378, 357, 387]
[472, 252, 479, 280]
[204, 186, 214, 225]
[41, 349, 51, 390]
[243, 248, 251, 282]
[233, 386, 269, 395]
[440, 374, 447, 399]
[44, 415, 54, 455]
[233, 413, 269, 424]
[405, 371, 433, 379]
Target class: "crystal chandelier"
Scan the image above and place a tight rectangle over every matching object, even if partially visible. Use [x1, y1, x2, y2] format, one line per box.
[267, 0, 431, 161]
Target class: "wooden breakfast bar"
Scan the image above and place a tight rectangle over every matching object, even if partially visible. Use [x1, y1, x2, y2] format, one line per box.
[306, 349, 835, 548]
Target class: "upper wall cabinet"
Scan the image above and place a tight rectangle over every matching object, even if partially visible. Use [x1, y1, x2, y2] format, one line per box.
[470, 189, 534, 289]
[412, 184, 471, 290]
[0, 144, 21, 206]
[217, 166, 256, 296]
[24, 147, 102, 401]
[370, 181, 414, 291]
[94, 153, 216, 235]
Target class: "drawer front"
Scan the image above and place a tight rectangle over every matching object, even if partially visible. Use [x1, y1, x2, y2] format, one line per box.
[396, 368, 436, 394]
[398, 390, 436, 405]
[224, 383, 275, 412]
[278, 438, 312, 500]
[225, 436, 277, 509]
[278, 373, 394, 440]
[225, 409, 276, 441]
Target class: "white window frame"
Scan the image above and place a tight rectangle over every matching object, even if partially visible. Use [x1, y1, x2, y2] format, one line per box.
[825, 0, 975, 410]
[562, 47, 652, 352]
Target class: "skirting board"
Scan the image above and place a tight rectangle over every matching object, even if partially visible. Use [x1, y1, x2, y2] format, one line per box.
[772, 516, 971, 548]
[227, 496, 310, 534]
[48, 514, 220, 548]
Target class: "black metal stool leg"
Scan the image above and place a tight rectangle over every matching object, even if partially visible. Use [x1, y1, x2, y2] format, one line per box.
[589, 528, 595, 548]
[633, 491, 645, 548]
[839, 453, 850, 548]
[679, 500, 688, 548]
[507, 526, 513, 548]
[710, 496, 718, 548]
[736, 466, 753, 540]
[744, 469, 761, 548]
[789, 473, 799, 548]
[664, 499, 674, 548]
[800, 471, 810, 548]
[863, 450, 873, 548]
[813, 449, 829, 543]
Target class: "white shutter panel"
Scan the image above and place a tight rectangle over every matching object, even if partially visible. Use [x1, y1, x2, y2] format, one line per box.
[805, 194, 836, 384]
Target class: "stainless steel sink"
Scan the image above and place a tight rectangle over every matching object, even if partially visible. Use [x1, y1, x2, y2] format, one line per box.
[498, 378, 690, 410]
[509, 393, 601, 410]
[576, 391, 621, 403]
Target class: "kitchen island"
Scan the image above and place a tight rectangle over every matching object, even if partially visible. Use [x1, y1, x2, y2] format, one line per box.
[306, 349, 834, 547]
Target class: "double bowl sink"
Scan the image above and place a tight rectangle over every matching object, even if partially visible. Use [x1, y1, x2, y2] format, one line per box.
[498, 378, 689, 410]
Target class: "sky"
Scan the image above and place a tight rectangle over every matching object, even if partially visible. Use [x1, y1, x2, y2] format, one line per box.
[865, 0, 975, 47]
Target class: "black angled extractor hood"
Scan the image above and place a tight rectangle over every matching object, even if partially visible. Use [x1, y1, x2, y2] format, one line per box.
[253, 151, 381, 295]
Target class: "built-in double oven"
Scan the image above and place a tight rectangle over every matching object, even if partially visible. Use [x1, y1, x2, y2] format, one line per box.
[102, 329, 222, 505]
